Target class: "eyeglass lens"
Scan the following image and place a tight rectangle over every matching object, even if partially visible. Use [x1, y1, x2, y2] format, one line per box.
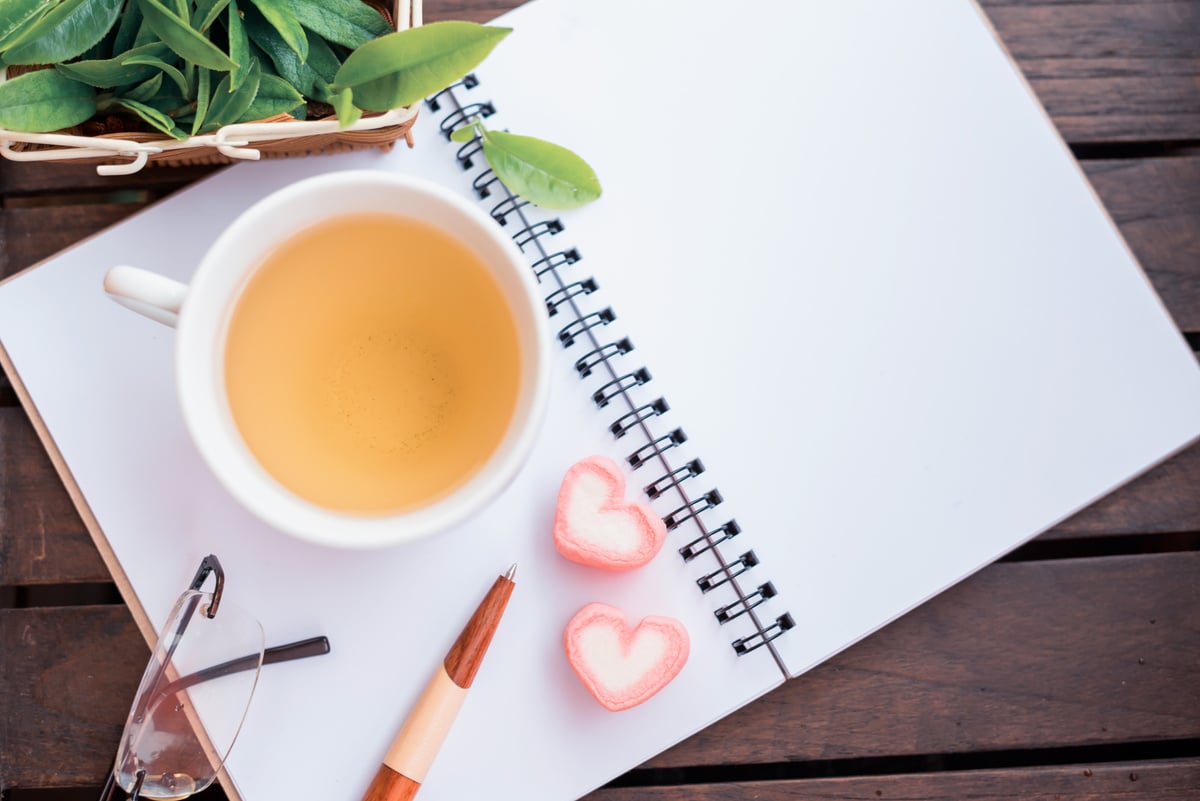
[113, 588, 265, 799]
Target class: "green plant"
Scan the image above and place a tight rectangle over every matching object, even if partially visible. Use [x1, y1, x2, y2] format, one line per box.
[0, 0, 601, 207]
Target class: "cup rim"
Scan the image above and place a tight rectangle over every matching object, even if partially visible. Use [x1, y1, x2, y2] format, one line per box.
[174, 170, 551, 548]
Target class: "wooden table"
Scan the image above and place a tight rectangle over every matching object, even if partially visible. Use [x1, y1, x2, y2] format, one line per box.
[2, 1, 1198, 798]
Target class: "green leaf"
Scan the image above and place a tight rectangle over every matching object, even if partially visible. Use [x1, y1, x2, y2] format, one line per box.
[2, 0, 124, 65]
[137, 0, 237, 71]
[244, 5, 338, 99]
[333, 22, 509, 112]
[236, 72, 302, 122]
[226, 0, 251, 90]
[0, 69, 95, 132]
[245, 0, 306, 61]
[54, 42, 171, 88]
[283, 0, 390, 50]
[190, 66, 211, 133]
[449, 120, 478, 144]
[121, 77, 185, 111]
[192, 0, 232, 33]
[111, 0, 145, 55]
[131, 16, 158, 48]
[480, 127, 602, 210]
[123, 54, 189, 96]
[124, 71, 163, 102]
[200, 57, 260, 132]
[0, 0, 55, 52]
[113, 96, 187, 138]
[330, 85, 360, 129]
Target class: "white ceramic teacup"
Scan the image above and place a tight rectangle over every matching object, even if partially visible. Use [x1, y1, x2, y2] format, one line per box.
[104, 170, 550, 549]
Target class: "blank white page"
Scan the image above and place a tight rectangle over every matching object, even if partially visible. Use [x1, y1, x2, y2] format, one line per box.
[465, 0, 1200, 677]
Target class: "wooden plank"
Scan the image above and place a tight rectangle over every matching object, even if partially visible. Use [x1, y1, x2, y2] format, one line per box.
[981, 0, 1200, 144]
[0, 203, 148, 281]
[1083, 157, 1200, 332]
[588, 759, 1200, 801]
[0, 162, 218, 196]
[2, 555, 1195, 787]
[645, 552, 1199, 768]
[1048, 437, 1200, 538]
[0, 605, 146, 790]
[0, 407, 106, 585]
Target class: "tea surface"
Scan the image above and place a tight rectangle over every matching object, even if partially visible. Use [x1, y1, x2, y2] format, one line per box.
[224, 212, 520, 513]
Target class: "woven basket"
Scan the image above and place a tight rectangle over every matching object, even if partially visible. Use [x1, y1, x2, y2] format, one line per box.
[0, 0, 422, 176]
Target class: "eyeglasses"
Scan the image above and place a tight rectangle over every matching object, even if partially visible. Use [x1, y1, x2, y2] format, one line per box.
[99, 555, 329, 801]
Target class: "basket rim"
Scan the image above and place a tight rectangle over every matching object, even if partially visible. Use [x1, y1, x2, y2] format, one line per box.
[0, 0, 424, 175]
[0, 106, 420, 174]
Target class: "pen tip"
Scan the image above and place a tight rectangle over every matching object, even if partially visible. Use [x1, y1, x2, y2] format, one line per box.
[505, 563, 517, 581]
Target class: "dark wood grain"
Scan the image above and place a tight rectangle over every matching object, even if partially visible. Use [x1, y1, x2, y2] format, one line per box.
[587, 759, 1200, 801]
[3, 554, 1194, 788]
[981, 0, 1200, 144]
[0, 408, 106, 586]
[1048, 438, 1200, 539]
[0, 203, 149, 280]
[644, 552, 1199, 769]
[1083, 157, 1200, 332]
[0, 605, 146, 791]
[0, 162, 219, 196]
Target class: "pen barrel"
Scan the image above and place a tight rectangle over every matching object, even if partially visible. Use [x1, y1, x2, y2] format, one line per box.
[443, 574, 515, 687]
[381, 666, 467, 785]
[361, 764, 420, 801]
[361, 573, 516, 801]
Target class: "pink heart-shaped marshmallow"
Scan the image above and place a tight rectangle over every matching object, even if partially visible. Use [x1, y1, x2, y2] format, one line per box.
[554, 455, 666, 571]
[564, 602, 690, 712]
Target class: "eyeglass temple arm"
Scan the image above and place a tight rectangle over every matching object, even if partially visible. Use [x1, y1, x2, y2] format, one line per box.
[160, 636, 331, 698]
[189, 554, 225, 619]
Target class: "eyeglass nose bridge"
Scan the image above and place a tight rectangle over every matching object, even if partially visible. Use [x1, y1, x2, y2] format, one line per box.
[188, 555, 225, 619]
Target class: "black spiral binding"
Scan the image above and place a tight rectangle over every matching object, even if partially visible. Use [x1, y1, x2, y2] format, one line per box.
[429, 78, 792, 664]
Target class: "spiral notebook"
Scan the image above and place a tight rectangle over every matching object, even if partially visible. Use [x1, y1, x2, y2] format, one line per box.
[3, 0, 1200, 799]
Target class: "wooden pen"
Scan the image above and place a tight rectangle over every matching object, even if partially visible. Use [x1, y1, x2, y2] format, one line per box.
[361, 564, 517, 801]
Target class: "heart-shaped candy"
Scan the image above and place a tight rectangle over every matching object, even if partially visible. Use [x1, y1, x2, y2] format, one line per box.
[564, 602, 689, 711]
[554, 455, 666, 571]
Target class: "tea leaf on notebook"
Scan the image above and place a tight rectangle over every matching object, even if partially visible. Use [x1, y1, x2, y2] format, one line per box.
[0, 68, 95, 132]
[449, 122, 477, 144]
[475, 123, 602, 210]
[332, 22, 509, 111]
[1, 0, 123, 65]
[137, 0, 237, 71]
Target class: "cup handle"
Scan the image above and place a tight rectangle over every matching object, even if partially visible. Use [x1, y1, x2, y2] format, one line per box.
[104, 266, 189, 328]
